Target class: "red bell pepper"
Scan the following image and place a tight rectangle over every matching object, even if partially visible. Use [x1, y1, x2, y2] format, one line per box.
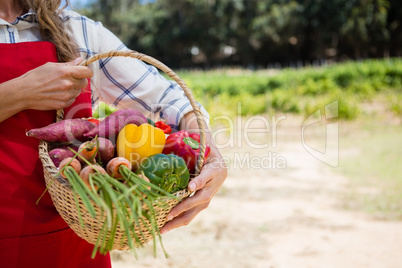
[162, 130, 210, 174]
[86, 118, 101, 125]
[155, 121, 172, 134]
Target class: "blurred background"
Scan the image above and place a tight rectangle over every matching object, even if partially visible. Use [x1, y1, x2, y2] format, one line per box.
[72, 0, 402, 68]
[69, 1, 402, 267]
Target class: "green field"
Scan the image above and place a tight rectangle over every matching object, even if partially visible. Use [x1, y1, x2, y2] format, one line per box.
[175, 58, 402, 219]
[177, 58, 402, 121]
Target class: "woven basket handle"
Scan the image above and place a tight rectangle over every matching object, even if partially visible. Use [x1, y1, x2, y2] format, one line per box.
[56, 50, 206, 175]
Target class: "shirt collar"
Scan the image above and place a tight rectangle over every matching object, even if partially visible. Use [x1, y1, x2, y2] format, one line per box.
[0, 9, 37, 30]
[13, 9, 37, 24]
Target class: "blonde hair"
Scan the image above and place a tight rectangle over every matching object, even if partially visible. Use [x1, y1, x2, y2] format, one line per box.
[20, 0, 76, 62]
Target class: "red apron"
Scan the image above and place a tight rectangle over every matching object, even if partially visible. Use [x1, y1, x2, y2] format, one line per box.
[0, 42, 110, 268]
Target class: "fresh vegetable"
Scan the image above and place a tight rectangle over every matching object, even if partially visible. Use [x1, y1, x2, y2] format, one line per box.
[78, 140, 98, 163]
[134, 174, 151, 197]
[84, 109, 148, 141]
[39, 115, 180, 258]
[26, 119, 95, 142]
[49, 144, 78, 167]
[87, 118, 101, 125]
[92, 102, 118, 119]
[162, 130, 211, 174]
[79, 165, 107, 189]
[137, 173, 151, 184]
[106, 157, 132, 178]
[62, 163, 174, 258]
[155, 121, 172, 134]
[116, 123, 166, 169]
[136, 154, 190, 193]
[58, 157, 82, 178]
[147, 118, 155, 127]
[94, 137, 115, 164]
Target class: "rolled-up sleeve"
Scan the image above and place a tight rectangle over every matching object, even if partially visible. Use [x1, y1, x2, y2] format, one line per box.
[62, 10, 209, 130]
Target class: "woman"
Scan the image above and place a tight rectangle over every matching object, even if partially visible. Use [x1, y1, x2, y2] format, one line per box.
[0, 0, 227, 267]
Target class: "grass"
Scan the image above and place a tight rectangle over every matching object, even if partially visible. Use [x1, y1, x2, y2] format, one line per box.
[339, 120, 402, 220]
[174, 58, 402, 122]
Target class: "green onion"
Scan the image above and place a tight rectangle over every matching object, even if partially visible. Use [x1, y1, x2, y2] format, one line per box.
[58, 150, 179, 259]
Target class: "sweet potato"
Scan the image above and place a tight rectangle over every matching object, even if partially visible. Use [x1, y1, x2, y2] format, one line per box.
[83, 109, 147, 142]
[93, 137, 115, 164]
[49, 145, 78, 167]
[26, 119, 95, 142]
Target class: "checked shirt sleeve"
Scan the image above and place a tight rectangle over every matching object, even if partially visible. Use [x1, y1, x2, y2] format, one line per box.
[61, 10, 209, 131]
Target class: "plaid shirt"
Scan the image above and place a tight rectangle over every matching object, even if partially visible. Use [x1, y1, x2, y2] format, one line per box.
[0, 9, 208, 130]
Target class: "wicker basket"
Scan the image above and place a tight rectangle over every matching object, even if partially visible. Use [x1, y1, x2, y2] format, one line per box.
[38, 51, 207, 250]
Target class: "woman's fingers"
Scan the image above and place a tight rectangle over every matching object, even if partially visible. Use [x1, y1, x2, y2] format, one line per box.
[72, 57, 84, 65]
[160, 202, 209, 234]
[166, 164, 218, 220]
[72, 77, 88, 92]
[163, 154, 227, 228]
[65, 97, 76, 107]
[167, 185, 213, 222]
[70, 66, 93, 80]
[63, 57, 93, 80]
[58, 58, 92, 103]
[20, 60, 93, 111]
[187, 163, 215, 191]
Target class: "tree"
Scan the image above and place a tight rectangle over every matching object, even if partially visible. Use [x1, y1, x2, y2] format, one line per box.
[79, 0, 401, 68]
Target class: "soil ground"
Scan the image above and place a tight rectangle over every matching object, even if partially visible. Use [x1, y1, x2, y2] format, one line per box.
[111, 115, 402, 268]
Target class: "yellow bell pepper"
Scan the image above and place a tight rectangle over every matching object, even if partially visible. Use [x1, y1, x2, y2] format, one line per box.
[116, 123, 166, 169]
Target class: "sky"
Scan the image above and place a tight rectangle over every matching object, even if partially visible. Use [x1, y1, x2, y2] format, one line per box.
[61, 0, 157, 9]
[61, 0, 92, 9]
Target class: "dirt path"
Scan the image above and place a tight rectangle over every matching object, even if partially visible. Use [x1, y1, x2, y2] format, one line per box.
[111, 117, 402, 268]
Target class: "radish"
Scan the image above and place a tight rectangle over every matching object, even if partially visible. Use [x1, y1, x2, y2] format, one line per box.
[49, 145, 78, 167]
[93, 137, 115, 164]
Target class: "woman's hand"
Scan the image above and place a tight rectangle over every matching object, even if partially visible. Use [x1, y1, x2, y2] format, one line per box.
[21, 58, 93, 111]
[0, 58, 93, 122]
[160, 112, 227, 234]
